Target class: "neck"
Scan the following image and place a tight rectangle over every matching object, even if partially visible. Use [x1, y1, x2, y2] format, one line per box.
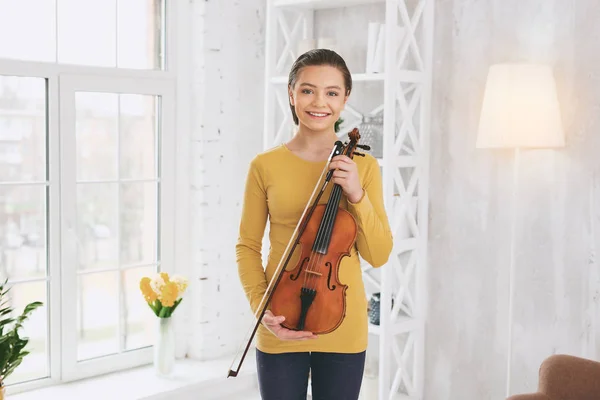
[292, 125, 338, 151]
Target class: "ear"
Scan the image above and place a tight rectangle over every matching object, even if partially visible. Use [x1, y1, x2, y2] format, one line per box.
[288, 88, 295, 106]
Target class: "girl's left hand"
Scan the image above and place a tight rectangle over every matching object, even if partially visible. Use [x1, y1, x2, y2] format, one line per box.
[329, 155, 364, 203]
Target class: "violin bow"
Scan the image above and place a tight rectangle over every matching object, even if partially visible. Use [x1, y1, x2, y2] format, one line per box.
[227, 136, 353, 378]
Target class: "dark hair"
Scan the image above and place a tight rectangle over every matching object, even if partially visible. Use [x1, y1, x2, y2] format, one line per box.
[287, 49, 352, 125]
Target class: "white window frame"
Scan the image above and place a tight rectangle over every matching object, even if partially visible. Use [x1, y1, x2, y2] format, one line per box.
[0, 0, 192, 394]
[58, 74, 176, 382]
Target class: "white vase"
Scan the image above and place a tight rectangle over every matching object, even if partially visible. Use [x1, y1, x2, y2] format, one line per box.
[154, 317, 175, 376]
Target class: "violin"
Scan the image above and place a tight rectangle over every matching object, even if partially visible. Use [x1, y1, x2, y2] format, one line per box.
[228, 128, 370, 378]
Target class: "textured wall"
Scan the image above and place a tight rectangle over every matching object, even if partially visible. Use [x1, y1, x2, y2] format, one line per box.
[187, 0, 267, 359]
[428, 0, 600, 398]
[184, 1, 600, 398]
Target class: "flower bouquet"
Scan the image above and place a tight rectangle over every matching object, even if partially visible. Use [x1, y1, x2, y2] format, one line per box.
[140, 272, 188, 318]
[139, 272, 188, 376]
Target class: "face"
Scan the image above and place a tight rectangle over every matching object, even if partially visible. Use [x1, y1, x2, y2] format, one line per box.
[289, 65, 349, 135]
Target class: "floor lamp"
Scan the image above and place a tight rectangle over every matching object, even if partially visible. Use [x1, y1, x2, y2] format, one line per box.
[475, 64, 565, 397]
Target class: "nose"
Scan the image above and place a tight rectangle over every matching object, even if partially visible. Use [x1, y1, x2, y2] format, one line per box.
[311, 92, 327, 107]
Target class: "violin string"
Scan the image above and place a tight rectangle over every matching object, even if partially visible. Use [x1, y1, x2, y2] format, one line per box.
[316, 199, 335, 289]
[302, 178, 330, 290]
[310, 163, 342, 290]
[303, 208, 327, 292]
[303, 185, 332, 290]
[296, 142, 358, 326]
[302, 250, 315, 289]
[304, 221, 324, 291]
[307, 184, 342, 292]
[306, 148, 346, 290]
[313, 160, 347, 293]
[303, 144, 354, 293]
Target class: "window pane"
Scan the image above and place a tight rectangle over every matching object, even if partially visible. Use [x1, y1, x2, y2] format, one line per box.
[77, 183, 118, 270]
[117, 0, 164, 70]
[0, 0, 56, 63]
[0, 185, 47, 280]
[0, 0, 164, 68]
[57, 0, 164, 69]
[119, 94, 158, 179]
[121, 183, 157, 266]
[0, 76, 47, 182]
[76, 92, 118, 181]
[57, 0, 117, 68]
[123, 265, 156, 351]
[3, 281, 48, 385]
[78, 271, 118, 361]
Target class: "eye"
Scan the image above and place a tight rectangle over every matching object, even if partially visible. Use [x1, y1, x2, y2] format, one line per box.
[301, 89, 313, 94]
[328, 91, 339, 96]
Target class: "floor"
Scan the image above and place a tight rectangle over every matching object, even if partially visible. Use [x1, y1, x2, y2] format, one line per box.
[226, 375, 379, 399]
[227, 392, 262, 400]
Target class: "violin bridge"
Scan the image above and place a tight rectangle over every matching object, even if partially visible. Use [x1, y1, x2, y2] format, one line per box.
[305, 270, 322, 277]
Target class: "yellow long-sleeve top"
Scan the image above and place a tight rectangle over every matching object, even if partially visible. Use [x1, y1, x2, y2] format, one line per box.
[235, 143, 393, 354]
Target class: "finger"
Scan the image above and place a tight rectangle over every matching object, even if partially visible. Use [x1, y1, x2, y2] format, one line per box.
[330, 160, 355, 172]
[328, 161, 340, 170]
[264, 316, 285, 326]
[332, 170, 349, 179]
[329, 162, 347, 172]
[262, 312, 285, 325]
[332, 177, 347, 187]
[279, 330, 318, 340]
[334, 155, 355, 167]
[332, 155, 351, 163]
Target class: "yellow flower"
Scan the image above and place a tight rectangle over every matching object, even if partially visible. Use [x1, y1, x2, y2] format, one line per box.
[160, 281, 179, 307]
[171, 275, 189, 299]
[150, 273, 165, 294]
[160, 272, 170, 283]
[140, 277, 158, 303]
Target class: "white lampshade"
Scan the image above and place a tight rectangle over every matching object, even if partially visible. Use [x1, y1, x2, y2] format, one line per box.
[476, 63, 565, 149]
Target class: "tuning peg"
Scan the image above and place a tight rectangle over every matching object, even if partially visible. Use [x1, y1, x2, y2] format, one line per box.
[357, 144, 371, 150]
[354, 152, 365, 157]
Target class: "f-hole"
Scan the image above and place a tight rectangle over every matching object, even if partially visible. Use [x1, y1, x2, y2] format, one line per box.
[326, 262, 336, 290]
[290, 257, 309, 281]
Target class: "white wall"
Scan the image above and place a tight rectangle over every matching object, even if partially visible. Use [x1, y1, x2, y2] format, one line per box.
[187, 0, 267, 360]
[427, 0, 600, 398]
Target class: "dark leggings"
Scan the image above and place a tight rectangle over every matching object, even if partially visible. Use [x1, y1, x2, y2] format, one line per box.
[256, 349, 366, 400]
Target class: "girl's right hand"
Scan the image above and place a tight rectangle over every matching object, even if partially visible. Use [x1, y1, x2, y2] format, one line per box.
[261, 310, 318, 341]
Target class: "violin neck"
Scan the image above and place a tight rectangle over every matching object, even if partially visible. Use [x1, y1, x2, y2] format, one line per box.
[311, 184, 344, 254]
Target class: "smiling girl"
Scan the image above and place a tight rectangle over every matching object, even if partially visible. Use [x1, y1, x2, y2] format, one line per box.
[235, 49, 393, 400]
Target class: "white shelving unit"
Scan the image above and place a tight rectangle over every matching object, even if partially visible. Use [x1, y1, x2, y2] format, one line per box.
[261, 0, 434, 399]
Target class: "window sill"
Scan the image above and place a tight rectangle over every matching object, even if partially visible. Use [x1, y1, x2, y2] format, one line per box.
[9, 352, 258, 400]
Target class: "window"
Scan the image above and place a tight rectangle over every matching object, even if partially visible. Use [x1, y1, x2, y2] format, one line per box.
[0, 0, 165, 69]
[0, 75, 50, 386]
[0, 0, 185, 393]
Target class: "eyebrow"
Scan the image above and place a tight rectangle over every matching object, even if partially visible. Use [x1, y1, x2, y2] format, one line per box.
[299, 83, 342, 90]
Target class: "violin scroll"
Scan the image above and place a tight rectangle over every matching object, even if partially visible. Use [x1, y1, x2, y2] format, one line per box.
[342, 128, 371, 158]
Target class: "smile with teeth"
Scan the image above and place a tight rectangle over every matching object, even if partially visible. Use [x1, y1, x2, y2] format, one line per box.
[307, 111, 330, 118]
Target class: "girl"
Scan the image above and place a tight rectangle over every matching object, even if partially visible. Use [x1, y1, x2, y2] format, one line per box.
[235, 49, 393, 400]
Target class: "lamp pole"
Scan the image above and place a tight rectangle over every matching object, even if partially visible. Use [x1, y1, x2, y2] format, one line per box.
[506, 147, 520, 397]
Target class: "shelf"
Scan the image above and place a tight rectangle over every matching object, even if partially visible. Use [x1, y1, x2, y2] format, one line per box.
[347, 72, 387, 82]
[274, 0, 385, 10]
[271, 71, 422, 85]
[368, 316, 421, 336]
[270, 72, 386, 84]
[377, 156, 419, 168]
